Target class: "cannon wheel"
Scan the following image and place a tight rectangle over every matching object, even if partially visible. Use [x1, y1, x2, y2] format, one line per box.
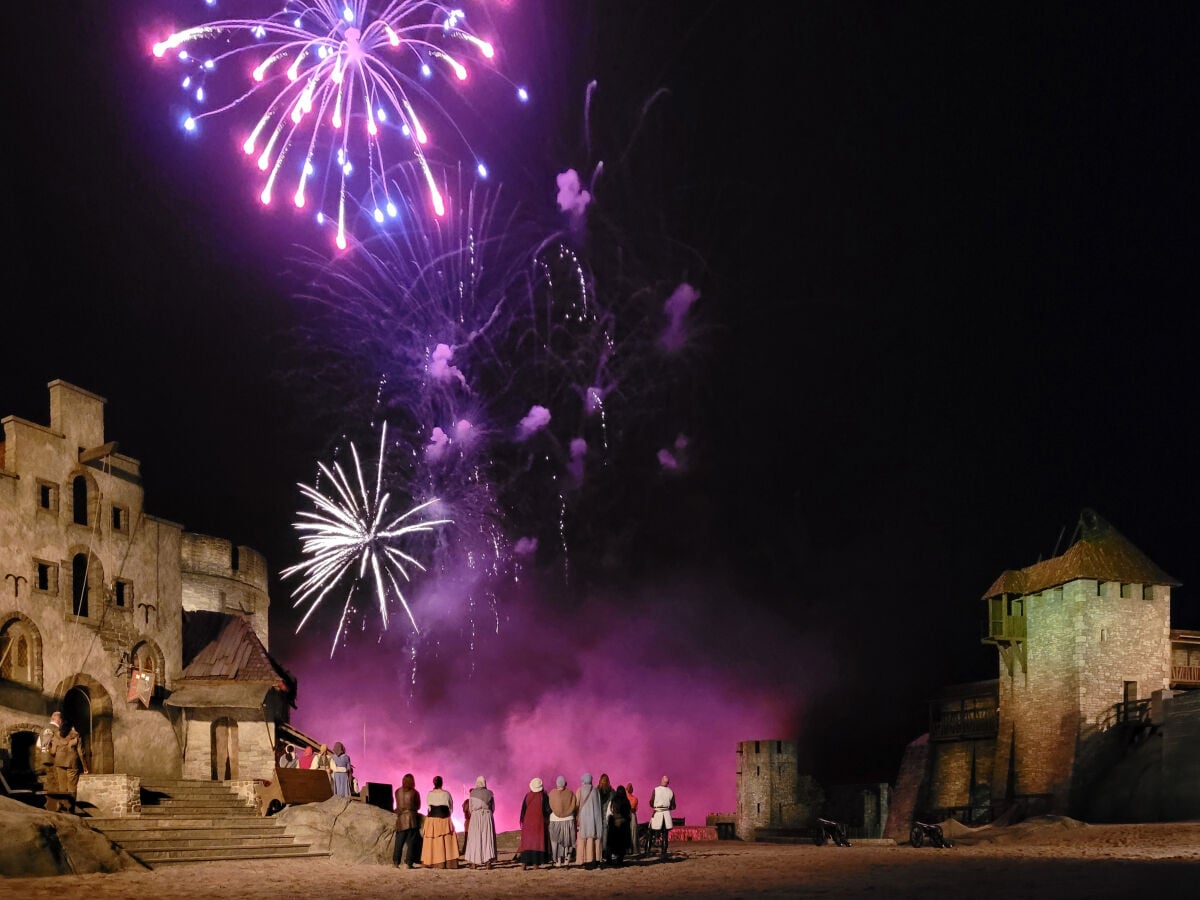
[909, 825, 924, 848]
[813, 831, 827, 846]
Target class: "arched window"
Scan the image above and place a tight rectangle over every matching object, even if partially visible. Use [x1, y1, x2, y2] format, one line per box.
[72, 553, 89, 617]
[72, 475, 89, 525]
[0, 617, 41, 686]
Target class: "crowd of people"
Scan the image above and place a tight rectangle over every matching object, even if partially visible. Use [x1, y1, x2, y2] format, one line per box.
[277, 740, 355, 797]
[390, 771, 677, 871]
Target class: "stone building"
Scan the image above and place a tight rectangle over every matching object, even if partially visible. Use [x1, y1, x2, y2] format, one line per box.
[735, 739, 822, 839]
[0, 380, 294, 807]
[887, 509, 1200, 834]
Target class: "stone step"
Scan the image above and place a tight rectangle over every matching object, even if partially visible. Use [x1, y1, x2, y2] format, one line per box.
[88, 822, 282, 840]
[140, 805, 259, 817]
[141, 801, 253, 816]
[130, 845, 328, 864]
[117, 834, 300, 851]
[84, 777, 324, 869]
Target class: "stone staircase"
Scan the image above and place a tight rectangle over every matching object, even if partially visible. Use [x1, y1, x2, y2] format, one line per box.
[85, 779, 329, 866]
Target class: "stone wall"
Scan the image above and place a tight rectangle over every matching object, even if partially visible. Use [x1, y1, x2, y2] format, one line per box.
[884, 733, 929, 841]
[181, 534, 270, 644]
[76, 773, 141, 817]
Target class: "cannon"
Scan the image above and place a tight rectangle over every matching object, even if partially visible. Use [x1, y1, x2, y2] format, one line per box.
[909, 820, 952, 848]
[813, 817, 852, 847]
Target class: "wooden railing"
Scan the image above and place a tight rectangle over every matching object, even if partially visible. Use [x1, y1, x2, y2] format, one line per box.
[1171, 665, 1200, 685]
[930, 708, 999, 741]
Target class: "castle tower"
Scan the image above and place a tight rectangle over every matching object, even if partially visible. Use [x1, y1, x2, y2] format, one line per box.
[735, 739, 802, 839]
[981, 509, 1178, 816]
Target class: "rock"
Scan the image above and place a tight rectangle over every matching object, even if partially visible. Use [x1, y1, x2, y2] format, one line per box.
[0, 796, 146, 877]
[275, 797, 398, 864]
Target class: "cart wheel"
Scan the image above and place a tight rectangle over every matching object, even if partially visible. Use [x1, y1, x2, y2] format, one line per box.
[266, 799, 283, 817]
[909, 825, 924, 848]
[814, 832, 827, 846]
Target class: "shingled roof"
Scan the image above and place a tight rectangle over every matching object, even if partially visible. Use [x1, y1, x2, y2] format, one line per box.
[180, 611, 295, 693]
[982, 509, 1180, 599]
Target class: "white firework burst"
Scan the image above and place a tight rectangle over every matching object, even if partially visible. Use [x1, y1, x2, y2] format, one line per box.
[282, 422, 451, 655]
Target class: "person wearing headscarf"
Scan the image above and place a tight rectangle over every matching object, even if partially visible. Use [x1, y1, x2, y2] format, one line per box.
[517, 777, 552, 869]
[393, 773, 421, 868]
[575, 773, 604, 869]
[547, 774, 578, 866]
[597, 773, 614, 859]
[605, 784, 634, 866]
[330, 742, 353, 797]
[420, 775, 459, 868]
[464, 775, 497, 869]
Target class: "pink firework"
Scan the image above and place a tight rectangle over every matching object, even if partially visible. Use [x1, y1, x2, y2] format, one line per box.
[151, 1, 527, 249]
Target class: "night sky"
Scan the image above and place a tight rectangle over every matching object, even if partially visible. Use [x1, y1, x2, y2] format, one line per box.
[5, 2, 1198, 829]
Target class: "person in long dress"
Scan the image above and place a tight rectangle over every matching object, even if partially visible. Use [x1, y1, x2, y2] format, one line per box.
[518, 777, 552, 869]
[329, 742, 353, 797]
[575, 773, 604, 869]
[605, 784, 633, 866]
[597, 773, 614, 859]
[548, 774, 578, 866]
[626, 783, 640, 854]
[420, 775, 459, 869]
[464, 775, 497, 869]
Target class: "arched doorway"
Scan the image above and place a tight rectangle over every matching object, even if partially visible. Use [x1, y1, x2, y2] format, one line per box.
[57, 676, 115, 774]
[212, 718, 238, 781]
[4, 728, 40, 790]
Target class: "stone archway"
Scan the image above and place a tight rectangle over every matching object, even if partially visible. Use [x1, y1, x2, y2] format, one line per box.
[54, 674, 115, 774]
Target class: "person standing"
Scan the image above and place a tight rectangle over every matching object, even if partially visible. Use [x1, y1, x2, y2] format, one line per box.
[393, 773, 421, 868]
[597, 773, 614, 859]
[420, 775, 459, 868]
[575, 773, 604, 869]
[37, 711, 62, 808]
[605, 784, 633, 866]
[48, 721, 87, 814]
[649, 775, 676, 859]
[330, 742, 353, 796]
[517, 777, 552, 869]
[626, 783, 640, 854]
[548, 774, 578, 866]
[311, 743, 334, 779]
[464, 775, 497, 869]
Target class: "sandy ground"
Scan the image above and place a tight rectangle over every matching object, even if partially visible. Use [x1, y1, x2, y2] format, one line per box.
[5, 820, 1198, 898]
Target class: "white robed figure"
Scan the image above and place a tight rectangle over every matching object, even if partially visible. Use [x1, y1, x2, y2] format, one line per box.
[648, 775, 676, 858]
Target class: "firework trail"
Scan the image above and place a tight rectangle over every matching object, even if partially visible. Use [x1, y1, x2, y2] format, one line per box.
[281, 421, 451, 656]
[150, 1, 528, 249]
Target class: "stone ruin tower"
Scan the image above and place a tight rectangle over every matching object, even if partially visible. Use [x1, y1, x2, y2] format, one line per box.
[736, 739, 819, 839]
[981, 508, 1178, 816]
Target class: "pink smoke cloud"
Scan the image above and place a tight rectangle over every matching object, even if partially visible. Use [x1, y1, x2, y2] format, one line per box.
[279, 570, 833, 834]
[659, 283, 700, 353]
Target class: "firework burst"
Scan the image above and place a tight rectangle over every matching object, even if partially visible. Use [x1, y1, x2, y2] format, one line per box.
[281, 422, 451, 656]
[150, 1, 527, 248]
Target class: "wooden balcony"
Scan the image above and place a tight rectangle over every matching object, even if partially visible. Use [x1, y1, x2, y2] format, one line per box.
[982, 616, 1026, 643]
[1171, 665, 1200, 687]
